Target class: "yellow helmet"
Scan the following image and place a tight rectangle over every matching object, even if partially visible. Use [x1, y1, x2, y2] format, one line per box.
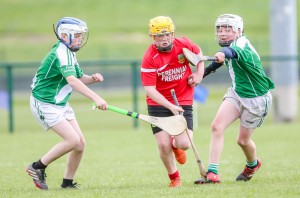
[148, 16, 175, 35]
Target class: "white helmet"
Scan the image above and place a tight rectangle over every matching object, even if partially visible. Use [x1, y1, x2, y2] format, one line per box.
[54, 17, 89, 52]
[215, 14, 243, 46]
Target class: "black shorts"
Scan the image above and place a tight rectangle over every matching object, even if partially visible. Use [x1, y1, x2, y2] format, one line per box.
[147, 105, 193, 134]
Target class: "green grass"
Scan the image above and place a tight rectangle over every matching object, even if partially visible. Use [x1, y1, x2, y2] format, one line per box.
[0, 0, 299, 61]
[0, 87, 300, 197]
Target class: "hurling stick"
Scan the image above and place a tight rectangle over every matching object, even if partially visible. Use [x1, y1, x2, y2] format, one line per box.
[183, 48, 217, 66]
[93, 104, 186, 136]
[170, 89, 207, 179]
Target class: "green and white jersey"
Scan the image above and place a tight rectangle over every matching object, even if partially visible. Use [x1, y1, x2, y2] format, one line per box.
[31, 41, 83, 106]
[226, 36, 275, 98]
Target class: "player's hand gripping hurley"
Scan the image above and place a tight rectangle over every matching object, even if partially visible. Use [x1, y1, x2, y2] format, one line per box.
[93, 104, 187, 136]
[170, 89, 207, 181]
[183, 48, 217, 66]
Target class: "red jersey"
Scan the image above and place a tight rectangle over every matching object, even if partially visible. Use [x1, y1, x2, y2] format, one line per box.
[141, 37, 201, 106]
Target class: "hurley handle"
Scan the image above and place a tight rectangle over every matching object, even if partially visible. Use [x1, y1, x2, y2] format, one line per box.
[93, 103, 139, 119]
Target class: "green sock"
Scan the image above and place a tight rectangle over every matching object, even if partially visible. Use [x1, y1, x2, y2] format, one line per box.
[208, 163, 219, 174]
[246, 159, 258, 168]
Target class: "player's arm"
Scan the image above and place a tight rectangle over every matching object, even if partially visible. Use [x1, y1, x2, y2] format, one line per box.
[187, 48, 205, 86]
[188, 54, 205, 86]
[204, 47, 237, 78]
[203, 62, 223, 78]
[215, 47, 237, 63]
[219, 47, 237, 58]
[66, 75, 107, 109]
[79, 73, 104, 85]
[144, 86, 183, 115]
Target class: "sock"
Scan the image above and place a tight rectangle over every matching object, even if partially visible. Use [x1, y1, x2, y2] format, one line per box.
[246, 159, 258, 168]
[207, 163, 219, 174]
[32, 159, 47, 170]
[168, 170, 180, 180]
[61, 178, 73, 187]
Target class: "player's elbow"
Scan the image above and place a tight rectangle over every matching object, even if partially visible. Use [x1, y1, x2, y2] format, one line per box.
[66, 75, 79, 87]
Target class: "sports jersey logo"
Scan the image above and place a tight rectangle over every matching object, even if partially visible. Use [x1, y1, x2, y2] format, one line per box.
[157, 65, 187, 82]
[178, 53, 186, 64]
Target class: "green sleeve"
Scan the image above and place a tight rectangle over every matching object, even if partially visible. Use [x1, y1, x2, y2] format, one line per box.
[75, 63, 84, 78]
[60, 65, 77, 78]
[60, 63, 83, 78]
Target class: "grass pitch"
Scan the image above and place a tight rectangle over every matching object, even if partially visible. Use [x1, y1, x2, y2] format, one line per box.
[0, 87, 299, 197]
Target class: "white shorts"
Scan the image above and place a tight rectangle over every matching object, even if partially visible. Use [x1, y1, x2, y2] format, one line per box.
[30, 95, 76, 131]
[224, 88, 272, 128]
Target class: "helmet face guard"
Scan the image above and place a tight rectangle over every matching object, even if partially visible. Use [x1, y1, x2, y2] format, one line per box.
[215, 14, 243, 47]
[54, 17, 89, 52]
[148, 16, 175, 52]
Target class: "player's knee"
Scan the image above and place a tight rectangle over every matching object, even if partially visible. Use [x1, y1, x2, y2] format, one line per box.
[176, 139, 191, 150]
[211, 121, 224, 135]
[76, 139, 86, 152]
[75, 137, 86, 152]
[179, 143, 191, 150]
[237, 139, 248, 147]
[68, 136, 85, 152]
[158, 141, 171, 155]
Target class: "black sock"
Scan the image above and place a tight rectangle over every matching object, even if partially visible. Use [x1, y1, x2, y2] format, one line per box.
[32, 159, 47, 170]
[61, 178, 73, 187]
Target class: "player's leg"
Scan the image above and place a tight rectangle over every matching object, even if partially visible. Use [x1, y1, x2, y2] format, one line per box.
[171, 105, 193, 165]
[209, 100, 240, 164]
[61, 119, 86, 188]
[26, 119, 81, 190]
[27, 97, 82, 189]
[154, 131, 181, 187]
[148, 105, 182, 187]
[41, 120, 82, 165]
[170, 130, 191, 165]
[235, 93, 272, 181]
[155, 131, 176, 173]
[50, 120, 84, 188]
[172, 130, 192, 150]
[148, 104, 187, 165]
[172, 105, 193, 150]
[206, 100, 240, 183]
[236, 126, 261, 181]
[237, 126, 256, 163]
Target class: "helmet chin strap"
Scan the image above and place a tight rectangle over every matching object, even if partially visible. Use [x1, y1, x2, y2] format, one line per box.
[218, 40, 234, 47]
[60, 38, 79, 52]
[155, 43, 173, 52]
[70, 46, 80, 52]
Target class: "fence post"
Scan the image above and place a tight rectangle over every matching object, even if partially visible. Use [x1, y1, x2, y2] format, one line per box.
[131, 61, 139, 128]
[6, 65, 14, 133]
[270, 0, 298, 122]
